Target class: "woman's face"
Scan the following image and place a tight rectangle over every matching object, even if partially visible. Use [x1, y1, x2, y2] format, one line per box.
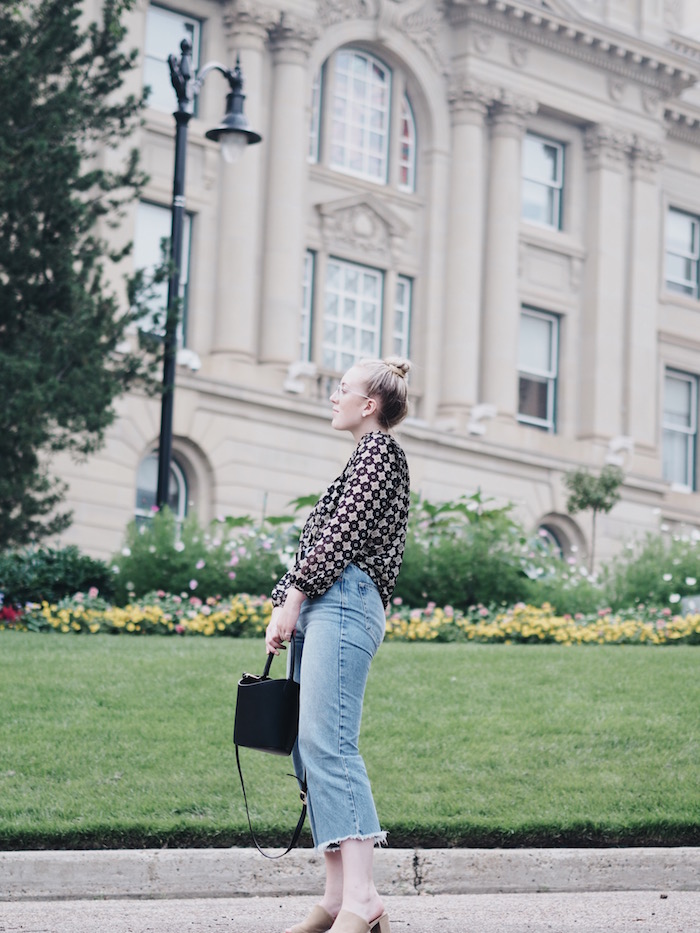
[329, 366, 374, 436]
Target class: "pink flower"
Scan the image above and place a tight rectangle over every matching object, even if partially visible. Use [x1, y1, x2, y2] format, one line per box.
[175, 624, 185, 634]
[196, 559, 205, 570]
[444, 605, 454, 617]
[262, 541, 272, 551]
[228, 571, 236, 580]
[479, 607, 489, 617]
[392, 597, 403, 606]
[189, 580, 198, 590]
[88, 587, 99, 599]
[229, 554, 239, 566]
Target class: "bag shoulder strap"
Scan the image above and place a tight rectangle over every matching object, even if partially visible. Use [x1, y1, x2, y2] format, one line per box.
[235, 744, 307, 859]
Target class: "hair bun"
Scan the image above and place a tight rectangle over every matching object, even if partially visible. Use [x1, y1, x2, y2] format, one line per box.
[384, 356, 411, 379]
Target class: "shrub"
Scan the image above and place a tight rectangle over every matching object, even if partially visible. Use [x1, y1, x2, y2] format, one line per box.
[0, 546, 114, 606]
[600, 531, 700, 610]
[110, 507, 300, 603]
[394, 492, 532, 610]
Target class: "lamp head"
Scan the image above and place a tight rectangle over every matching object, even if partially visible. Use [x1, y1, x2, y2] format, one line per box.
[205, 57, 261, 163]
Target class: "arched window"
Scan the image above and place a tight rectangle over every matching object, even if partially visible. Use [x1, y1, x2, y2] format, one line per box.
[135, 453, 188, 524]
[398, 94, 416, 193]
[309, 48, 418, 191]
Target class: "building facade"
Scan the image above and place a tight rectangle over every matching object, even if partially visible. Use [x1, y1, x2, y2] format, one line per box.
[57, 0, 700, 565]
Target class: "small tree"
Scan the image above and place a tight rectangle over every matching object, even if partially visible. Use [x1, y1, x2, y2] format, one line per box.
[564, 465, 624, 572]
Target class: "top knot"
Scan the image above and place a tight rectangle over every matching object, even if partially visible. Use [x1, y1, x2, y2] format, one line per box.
[384, 357, 411, 379]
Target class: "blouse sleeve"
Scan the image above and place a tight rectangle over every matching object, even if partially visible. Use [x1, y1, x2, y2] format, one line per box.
[273, 435, 397, 604]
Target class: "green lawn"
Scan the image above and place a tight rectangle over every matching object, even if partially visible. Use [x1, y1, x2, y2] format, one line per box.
[0, 633, 698, 849]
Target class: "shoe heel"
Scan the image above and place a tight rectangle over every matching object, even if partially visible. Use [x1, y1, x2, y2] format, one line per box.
[371, 913, 390, 933]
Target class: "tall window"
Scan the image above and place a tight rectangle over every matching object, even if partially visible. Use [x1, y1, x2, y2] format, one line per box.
[394, 275, 412, 358]
[322, 259, 383, 371]
[144, 5, 201, 114]
[133, 201, 192, 344]
[663, 371, 697, 490]
[665, 208, 700, 298]
[309, 49, 417, 192]
[398, 95, 417, 193]
[517, 308, 559, 432]
[522, 133, 564, 230]
[300, 250, 315, 362]
[135, 453, 188, 524]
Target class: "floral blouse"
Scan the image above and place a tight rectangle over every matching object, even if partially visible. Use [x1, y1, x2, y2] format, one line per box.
[271, 431, 410, 608]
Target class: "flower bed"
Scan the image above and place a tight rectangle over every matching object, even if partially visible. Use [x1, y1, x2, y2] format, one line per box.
[1, 591, 699, 645]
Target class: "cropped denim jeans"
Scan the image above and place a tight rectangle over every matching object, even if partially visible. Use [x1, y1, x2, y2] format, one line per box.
[289, 563, 387, 852]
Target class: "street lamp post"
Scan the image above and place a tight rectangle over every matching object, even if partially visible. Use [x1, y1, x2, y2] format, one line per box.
[156, 39, 261, 509]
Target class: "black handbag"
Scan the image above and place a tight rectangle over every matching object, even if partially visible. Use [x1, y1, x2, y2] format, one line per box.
[233, 638, 307, 857]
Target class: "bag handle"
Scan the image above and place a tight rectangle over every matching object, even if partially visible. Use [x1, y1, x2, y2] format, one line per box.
[235, 745, 307, 859]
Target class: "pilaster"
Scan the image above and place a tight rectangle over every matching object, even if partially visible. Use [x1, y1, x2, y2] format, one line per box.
[259, 15, 318, 366]
[209, 5, 272, 373]
[626, 135, 665, 450]
[440, 76, 498, 421]
[579, 124, 634, 442]
[480, 92, 537, 417]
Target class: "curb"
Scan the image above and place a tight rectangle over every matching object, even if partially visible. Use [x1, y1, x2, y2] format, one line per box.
[1, 847, 699, 901]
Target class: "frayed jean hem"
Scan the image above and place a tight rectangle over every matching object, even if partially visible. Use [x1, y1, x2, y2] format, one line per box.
[316, 831, 388, 854]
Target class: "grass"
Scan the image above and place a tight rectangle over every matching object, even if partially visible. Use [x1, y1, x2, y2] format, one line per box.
[0, 633, 698, 849]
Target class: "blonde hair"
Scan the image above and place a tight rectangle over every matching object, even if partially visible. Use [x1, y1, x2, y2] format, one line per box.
[358, 356, 411, 429]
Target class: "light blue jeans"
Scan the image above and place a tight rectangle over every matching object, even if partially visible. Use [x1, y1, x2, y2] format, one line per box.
[289, 563, 387, 852]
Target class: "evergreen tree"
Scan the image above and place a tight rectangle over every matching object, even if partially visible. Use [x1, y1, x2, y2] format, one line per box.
[0, 0, 157, 547]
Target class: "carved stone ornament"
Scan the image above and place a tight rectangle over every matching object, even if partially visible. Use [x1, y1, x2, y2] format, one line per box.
[317, 0, 375, 27]
[317, 194, 409, 265]
[268, 11, 319, 54]
[641, 88, 662, 117]
[631, 136, 665, 179]
[509, 42, 529, 68]
[583, 124, 635, 170]
[223, 0, 278, 40]
[447, 73, 499, 116]
[607, 76, 626, 103]
[376, 0, 450, 75]
[471, 28, 494, 55]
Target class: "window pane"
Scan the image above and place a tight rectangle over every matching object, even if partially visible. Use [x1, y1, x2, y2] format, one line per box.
[133, 201, 191, 343]
[519, 376, 549, 421]
[522, 134, 563, 229]
[667, 210, 698, 256]
[662, 429, 691, 487]
[135, 454, 187, 520]
[519, 313, 553, 373]
[394, 275, 412, 358]
[518, 309, 558, 431]
[144, 6, 200, 114]
[329, 50, 390, 183]
[323, 259, 382, 370]
[398, 94, 417, 193]
[664, 374, 693, 428]
[299, 251, 314, 361]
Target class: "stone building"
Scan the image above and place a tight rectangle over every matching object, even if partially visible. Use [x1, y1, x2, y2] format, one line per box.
[57, 0, 700, 565]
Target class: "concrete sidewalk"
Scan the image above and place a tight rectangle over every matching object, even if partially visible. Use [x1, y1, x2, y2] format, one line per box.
[1, 847, 699, 901]
[2, 893, 700, 933]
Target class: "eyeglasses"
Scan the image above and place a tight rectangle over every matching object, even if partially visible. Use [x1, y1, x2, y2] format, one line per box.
[334, 382, 372, 401]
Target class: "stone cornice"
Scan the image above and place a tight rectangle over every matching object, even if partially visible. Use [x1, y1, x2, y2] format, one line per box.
[665, 104, 700, 145]
[447, 0, 699, 98]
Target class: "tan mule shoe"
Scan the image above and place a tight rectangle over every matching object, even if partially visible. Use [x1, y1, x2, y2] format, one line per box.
[328, 909, 391, 933]
[286, 904, 335, 933]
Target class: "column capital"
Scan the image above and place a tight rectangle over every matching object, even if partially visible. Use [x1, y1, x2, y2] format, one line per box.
[223, 0, 277, 48]
[489, 90, 538, 135]
[583, 124, 635, 171]
[630, 134, 666, 181]
[268, 12, 318, 61]
[447, 74, 499, 123]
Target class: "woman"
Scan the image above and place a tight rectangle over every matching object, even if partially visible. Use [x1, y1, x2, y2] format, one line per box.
[265, 357, 412, 933]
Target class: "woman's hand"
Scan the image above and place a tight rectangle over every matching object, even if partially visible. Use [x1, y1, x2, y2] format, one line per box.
[265, 589, 306, 654]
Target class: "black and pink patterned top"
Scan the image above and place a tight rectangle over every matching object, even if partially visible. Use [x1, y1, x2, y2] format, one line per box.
[271, 431, 410, 608]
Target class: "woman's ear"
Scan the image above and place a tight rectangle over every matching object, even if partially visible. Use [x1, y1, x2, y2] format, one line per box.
[363, 397, 378, 418]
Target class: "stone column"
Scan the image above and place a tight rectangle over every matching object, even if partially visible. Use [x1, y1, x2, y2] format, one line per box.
[580, 125, 634, 441]
[210, 5, 272, 374]
[439, 77, 496, 423]
[626, 136, 665, 448]
[480, 93, 537, 416]
[259, 16, 317, 366]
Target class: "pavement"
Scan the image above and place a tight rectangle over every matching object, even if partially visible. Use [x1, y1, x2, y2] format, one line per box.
[1, 847, 699, 933]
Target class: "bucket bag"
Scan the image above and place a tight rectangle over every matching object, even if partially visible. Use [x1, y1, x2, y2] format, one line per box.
[233, 637, 307, 857]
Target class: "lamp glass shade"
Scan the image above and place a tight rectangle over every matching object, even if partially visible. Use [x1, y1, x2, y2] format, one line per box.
[220, 131, 248, 164]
